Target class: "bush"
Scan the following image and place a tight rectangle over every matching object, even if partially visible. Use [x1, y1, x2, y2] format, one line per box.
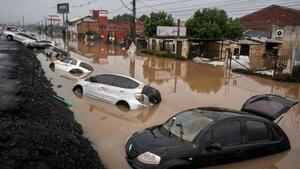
[140, 49, 175, 58]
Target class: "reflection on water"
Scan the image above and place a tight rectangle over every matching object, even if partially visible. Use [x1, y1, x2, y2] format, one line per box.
[36, 39, 300, 169]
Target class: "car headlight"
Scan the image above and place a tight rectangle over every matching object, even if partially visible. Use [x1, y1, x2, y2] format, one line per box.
[137, 152, 161, 165]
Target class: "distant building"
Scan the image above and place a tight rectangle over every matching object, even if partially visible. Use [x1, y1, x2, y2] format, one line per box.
[69, 10, 145, 44]
[68, 16, 100, 40]
[240, 5, 300, 70]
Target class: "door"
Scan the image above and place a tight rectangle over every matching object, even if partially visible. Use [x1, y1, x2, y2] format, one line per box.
[176, 41, 182, 57]
[111, 76, 140, 103]
[241, 94, 299, 121]
[56, 58, 72, 72]
[86, 74, 117, 102]
[14, 33, 27, 41]
[198, 120, 244, 166]
[243, 120, 280, 158]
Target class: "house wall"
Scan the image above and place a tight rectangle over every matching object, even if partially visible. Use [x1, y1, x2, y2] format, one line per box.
[249, 44, 266, 69]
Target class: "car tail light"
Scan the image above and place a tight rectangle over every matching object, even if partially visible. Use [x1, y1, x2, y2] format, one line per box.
[134, 93, 144, 103]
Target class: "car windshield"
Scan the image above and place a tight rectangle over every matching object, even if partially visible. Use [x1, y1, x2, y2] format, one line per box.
[163, 110, 214, 142]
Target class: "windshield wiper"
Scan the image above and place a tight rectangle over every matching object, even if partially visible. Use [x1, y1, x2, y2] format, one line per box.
[168, 117, 176, 137]
[176, 121, 184, 142]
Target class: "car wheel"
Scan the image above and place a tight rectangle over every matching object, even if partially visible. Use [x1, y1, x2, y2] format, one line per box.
[7, 35, 13, 41]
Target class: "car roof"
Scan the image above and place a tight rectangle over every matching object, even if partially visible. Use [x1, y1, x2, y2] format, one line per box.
[189, 107, 269, 122]
[95, 73, 142, 84]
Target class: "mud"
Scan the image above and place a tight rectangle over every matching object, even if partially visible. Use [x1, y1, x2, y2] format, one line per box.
[36, 39, 300, 169]
[0, 40, 104, 169]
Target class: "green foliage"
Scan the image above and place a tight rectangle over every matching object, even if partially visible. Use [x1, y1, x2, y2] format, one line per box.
[143, 11, 175, 37]
[141, 49, 175, 58]
[139, 15, 149, 22]
[186, 8, 245, 39]
[112, 13, 132, 21]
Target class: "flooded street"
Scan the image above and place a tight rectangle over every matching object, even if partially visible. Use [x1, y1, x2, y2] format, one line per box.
[36, 41, 300, 169]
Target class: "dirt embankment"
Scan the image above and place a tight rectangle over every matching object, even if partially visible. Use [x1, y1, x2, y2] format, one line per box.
[0, 40, 105, 169]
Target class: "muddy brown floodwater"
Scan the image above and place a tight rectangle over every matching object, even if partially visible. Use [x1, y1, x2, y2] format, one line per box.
[35, 41, 300, 169]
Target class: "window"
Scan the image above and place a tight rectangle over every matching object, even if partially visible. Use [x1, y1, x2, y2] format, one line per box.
[112, 76, 139, 89]
[60, 58, 72, 63]
[212, 120, 241, 146]
[79, 62, 93, 71]
[163, 110, 214, 142]
[70, 59, 77, 65]
[94, 74, 116, 85]
[246, 120, 270, 143]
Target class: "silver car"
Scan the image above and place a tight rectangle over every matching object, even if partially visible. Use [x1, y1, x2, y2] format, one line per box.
[73, 74, 161, 110]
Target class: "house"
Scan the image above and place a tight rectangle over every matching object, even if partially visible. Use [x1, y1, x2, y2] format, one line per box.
[148, 37, 189, 59]
[240, 5, 300, 70]
[240, 5, 300, 31]
[68, 16, 100, 40]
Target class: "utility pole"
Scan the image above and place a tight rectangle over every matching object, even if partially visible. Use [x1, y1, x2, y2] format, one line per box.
[22, 16, 25, 31]
[131, 0, 136, 45]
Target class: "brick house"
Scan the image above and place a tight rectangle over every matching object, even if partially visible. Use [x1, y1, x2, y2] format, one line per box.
[240, 5, 300, 31]
[68, 16, 100, 40]
[240, 5, 300, 71]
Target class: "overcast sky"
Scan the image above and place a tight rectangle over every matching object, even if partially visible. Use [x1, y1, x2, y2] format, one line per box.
[0, 0, 299, 24]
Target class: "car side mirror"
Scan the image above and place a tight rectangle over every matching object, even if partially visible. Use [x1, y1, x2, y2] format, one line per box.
[207, 143, 222, 151]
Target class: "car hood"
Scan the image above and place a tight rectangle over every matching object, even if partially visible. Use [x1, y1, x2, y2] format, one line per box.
[126, 125, 200, 160]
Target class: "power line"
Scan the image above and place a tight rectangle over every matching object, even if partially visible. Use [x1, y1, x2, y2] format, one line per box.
[121, 0, 133, 11]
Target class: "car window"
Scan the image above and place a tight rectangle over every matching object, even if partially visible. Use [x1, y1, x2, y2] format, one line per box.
[79, 62, 93, 71]
[94, 74, 116, 85]
[112, 76, 139, 89]
[60, 58, 72, 63]
[163, 110, 214, 142]
[246, 120, 270, 143]
[70, 59, 77, 65]
[212, 120, 241, 146]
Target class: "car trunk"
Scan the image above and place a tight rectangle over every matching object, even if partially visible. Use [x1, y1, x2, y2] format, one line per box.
[241, 94, 299, 121]
[142, 85, 161, 104]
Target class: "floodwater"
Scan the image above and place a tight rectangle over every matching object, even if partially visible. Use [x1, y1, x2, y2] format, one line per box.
[35, 39, 300, 169]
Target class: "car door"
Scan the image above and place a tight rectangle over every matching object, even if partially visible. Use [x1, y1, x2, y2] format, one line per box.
[14, 33, 27, 41]
[241, 94, 299, 121]
[110, 76, 140, 103]
[242, 119, 281, 159]
[197, 120, 245, 166]
[86, 74, 116, 102]
[56, 58, 72, 71]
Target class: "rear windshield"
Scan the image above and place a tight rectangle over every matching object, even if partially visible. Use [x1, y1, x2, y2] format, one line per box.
[79, 62, 93, 71]
[163, 110, 214, 142]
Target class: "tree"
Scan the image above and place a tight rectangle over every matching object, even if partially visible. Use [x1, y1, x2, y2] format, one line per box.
[139, 15, 149, 22]
[186, 8, 244, 39]
[112, 13, 132, 21]
[144, 11, 175, 37]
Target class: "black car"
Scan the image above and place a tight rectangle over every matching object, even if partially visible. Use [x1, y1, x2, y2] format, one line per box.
[125, 94, 299, 169]
[28, 40, 55, 49]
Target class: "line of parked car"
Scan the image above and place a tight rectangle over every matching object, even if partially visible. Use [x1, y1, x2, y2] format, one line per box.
[3, 30, 300, 169]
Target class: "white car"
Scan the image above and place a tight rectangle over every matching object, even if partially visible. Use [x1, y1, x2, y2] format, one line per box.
[72, 74, 162, 110]
[3, 31, 37, 45]
[50, 57, 94, 74]
[28, 40, 56, 49]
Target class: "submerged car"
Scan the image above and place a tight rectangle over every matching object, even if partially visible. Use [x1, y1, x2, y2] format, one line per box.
[73, 73, 161, 110]
[28, 40, 56, 49]
[125, 94, 299, 169]
[44, 46, 69, 59]
[50, 57, 94, 74]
